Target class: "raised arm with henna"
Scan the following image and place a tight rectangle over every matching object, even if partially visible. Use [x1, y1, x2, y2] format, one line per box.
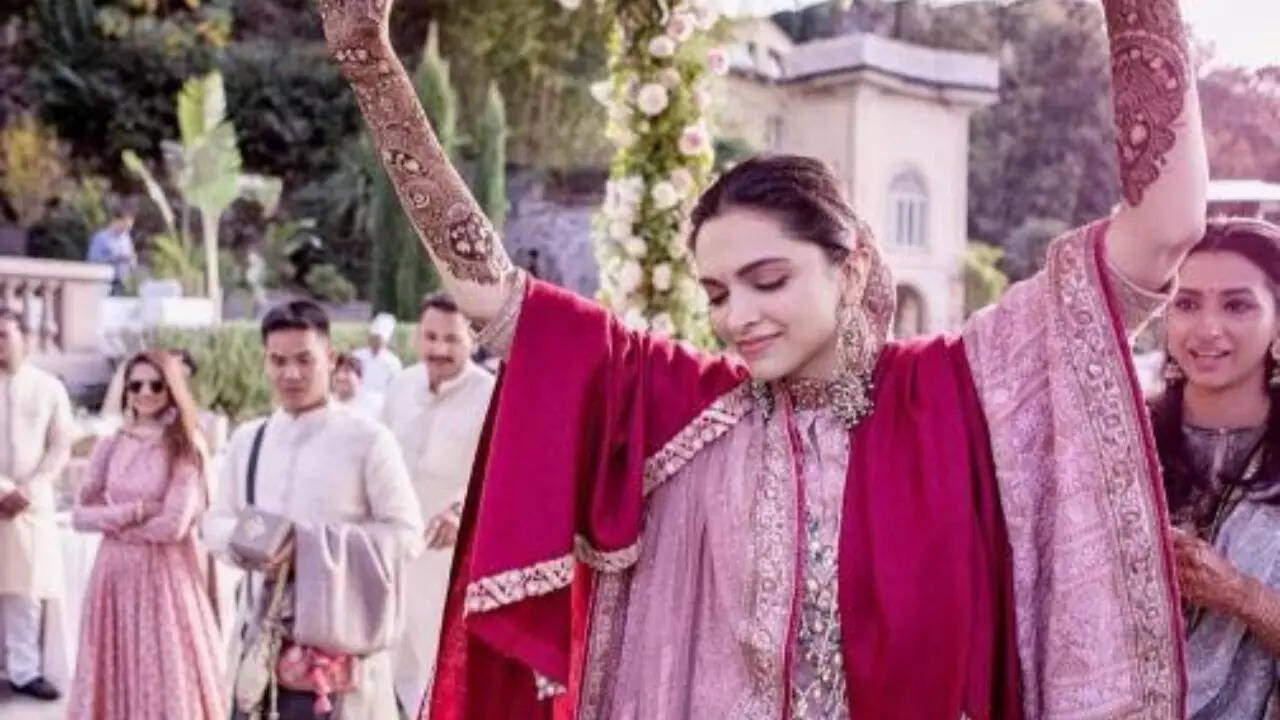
[1102, 0, 1209, 291]
[316, 0, 513, 324]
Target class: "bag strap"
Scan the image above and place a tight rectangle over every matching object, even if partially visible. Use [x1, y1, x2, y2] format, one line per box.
[240, 420, 270, 611]
[246, 420, 268, 507]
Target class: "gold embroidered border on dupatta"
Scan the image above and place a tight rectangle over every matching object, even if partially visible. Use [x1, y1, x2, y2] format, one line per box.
[964, 222, 1180, 719]
[731, 406, 798, 719]
[577, 385, 756, 718]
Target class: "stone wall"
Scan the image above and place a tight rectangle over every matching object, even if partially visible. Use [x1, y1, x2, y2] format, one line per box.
[502, 180, 602, 299]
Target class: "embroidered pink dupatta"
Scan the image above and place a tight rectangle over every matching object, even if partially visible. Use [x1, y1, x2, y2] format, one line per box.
[428, 222, 1184, 719]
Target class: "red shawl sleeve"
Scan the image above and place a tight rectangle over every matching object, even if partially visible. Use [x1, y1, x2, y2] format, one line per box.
[429, 279, 745, 720]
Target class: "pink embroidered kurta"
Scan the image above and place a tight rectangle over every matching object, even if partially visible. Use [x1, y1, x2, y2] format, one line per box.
[67, 432, 225, 720]
[430, 223, 1182, 720]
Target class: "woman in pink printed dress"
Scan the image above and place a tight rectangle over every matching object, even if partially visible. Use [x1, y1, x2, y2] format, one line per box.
[67, 350, 225, 720]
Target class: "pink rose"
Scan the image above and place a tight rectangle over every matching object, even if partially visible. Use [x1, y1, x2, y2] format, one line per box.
[679, 124, 711, 156]
[706, 47, 730, 76]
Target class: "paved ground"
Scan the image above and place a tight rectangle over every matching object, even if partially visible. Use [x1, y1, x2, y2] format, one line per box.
[0, 685, 65, 720]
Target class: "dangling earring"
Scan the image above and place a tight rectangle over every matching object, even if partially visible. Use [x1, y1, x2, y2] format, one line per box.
[1162, 354, 1185, 385]
[160, 406, 179, 426]
[1269, 340, 1280, 390]
[830, 300, 876, 429]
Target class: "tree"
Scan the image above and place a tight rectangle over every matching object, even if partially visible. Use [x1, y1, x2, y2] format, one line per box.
[475, 82, 509, 230]
[122, 72, 282, 315]
[0, 114, 68, 229]
[1198, 66, 1280, 182]
[963, 0, 1117, 252]
[364, 24, 455, 319]
[27, 0, 224, 168]
[963, 241, 1009, 317]
[999, 216, 1069, 282]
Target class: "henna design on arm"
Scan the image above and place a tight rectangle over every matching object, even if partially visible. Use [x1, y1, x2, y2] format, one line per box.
[316, 0, 513, 306]
[1103, 0, 1192, 207]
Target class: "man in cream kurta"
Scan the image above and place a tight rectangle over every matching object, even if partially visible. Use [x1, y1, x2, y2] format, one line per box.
[352, 313, 403, 397]
[0, 309, 73, 701]
[203, 301, 423, 719]
[382, 293, 495, 715]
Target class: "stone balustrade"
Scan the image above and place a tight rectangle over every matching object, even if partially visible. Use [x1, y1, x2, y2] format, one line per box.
[0, 256, 112, 354]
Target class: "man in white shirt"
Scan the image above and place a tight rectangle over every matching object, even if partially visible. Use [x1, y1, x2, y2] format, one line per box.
[351, 313, 402, 397]
[0, 308, 73, 701]
[204, 301, 423, 719]
[382, 293, 495, 714]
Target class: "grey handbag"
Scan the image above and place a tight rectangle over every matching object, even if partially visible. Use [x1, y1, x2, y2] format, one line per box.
[290, 522, 407, 656]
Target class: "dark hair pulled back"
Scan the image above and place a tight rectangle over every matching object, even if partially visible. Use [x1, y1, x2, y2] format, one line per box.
[689, 155, 858, 263]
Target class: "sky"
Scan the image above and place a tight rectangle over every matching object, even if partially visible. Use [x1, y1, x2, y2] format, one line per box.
[727, 0, 1280, 69]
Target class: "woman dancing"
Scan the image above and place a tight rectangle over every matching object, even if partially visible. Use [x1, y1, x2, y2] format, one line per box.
[313, 0, 1208, 717]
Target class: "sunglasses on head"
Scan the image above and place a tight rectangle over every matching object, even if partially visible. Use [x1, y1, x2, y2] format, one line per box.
[127, 380, 166, 395]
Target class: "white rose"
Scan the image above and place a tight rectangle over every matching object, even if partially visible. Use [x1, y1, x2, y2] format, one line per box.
[612, 127, 638, 148]
[651, 312, 676, 336]
[622, 307, 649, 330]
[651, 181, 681, 210]
[669, 167, 695, 195]
[607, 101, 631, 124]
[608, 219, 633, 240]
[679, 276, 700, 301]
[619, 261, 645, 294]
[649, 35, 677, 59]
[652, 263, 674, 292]
[635, 83, 670, 117]
[623, 237, 648, 258]
[679, 124, 711, 156]
[609, 197, 636, 222]
[706, 47, 730, 76]
[658, 68, 683, 89]
[589, 80, 613, 105]
[618, 176, 645, 203]
[666, 13, 695, 42]
[556, 0, 581, 9]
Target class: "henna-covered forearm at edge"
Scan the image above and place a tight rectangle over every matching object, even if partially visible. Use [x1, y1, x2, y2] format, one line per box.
[1100, 0, 1208, 291]
[1103, 0, 1193, 206]
[316, 0, 513, 323]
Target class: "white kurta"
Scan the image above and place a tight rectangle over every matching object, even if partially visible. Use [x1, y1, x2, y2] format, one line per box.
[352, 347, 403, 397]
[0, 363, 74, 598]
[381, 362, 495, 714]
[337, 391, 385, 422]
[204, 401, 424, 719]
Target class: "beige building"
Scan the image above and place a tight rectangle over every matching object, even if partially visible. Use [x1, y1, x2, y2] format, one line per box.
[713, 19, 999, 334]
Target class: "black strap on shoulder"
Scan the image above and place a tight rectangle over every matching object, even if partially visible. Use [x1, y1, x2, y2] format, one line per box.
[246, 420, 268, 507]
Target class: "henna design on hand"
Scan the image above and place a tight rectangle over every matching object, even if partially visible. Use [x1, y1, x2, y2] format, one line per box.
[1103, 0, 1192, 206]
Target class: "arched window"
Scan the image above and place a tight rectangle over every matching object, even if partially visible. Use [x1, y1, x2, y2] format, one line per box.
[888, 169, 928, 248]
[894, 284, 927, 337]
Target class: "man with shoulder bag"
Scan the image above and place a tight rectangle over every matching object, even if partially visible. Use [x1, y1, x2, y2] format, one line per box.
[203, 301, 424, 719]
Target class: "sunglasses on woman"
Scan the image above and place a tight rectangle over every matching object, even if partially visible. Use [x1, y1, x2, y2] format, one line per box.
[127, 380, 166, 395]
